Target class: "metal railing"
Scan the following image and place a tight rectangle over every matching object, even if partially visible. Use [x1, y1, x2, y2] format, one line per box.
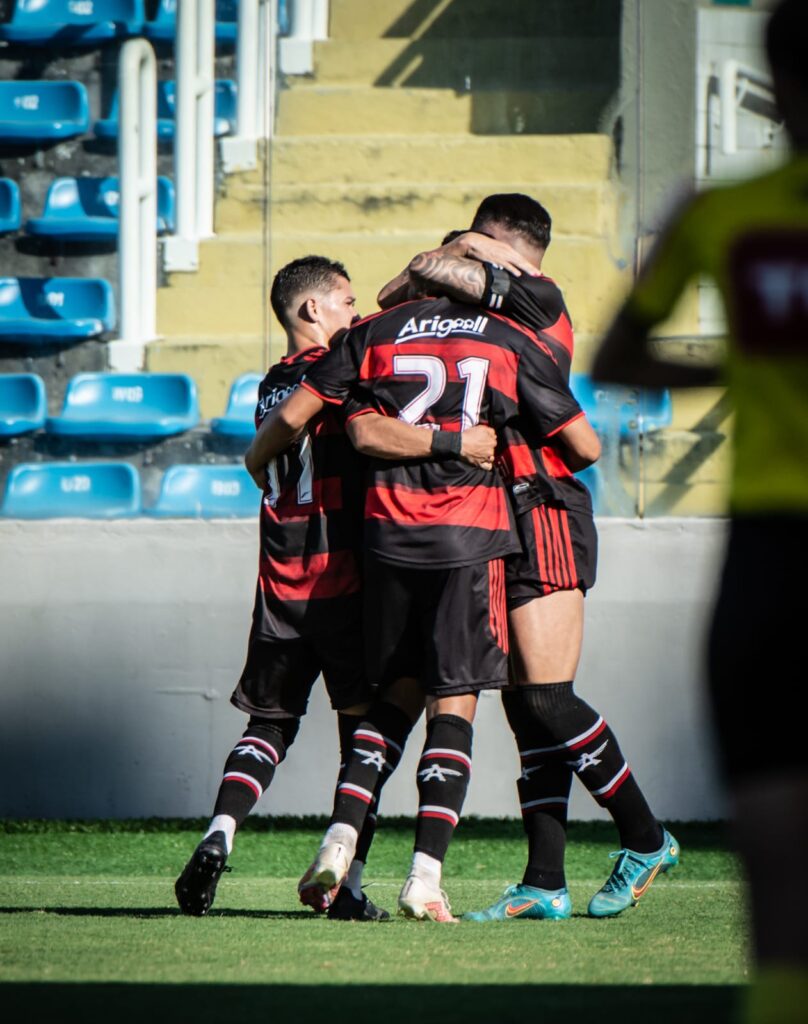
[163, 0, 215, 272]
[111, 37, 157, 370]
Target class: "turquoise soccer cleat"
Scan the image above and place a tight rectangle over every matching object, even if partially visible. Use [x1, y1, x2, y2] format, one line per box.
[587, 828, 680, 918]
[462, 882, 572, 922]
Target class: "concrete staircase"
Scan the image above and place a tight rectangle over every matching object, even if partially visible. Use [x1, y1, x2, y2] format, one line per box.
[147, 0, 726, 515]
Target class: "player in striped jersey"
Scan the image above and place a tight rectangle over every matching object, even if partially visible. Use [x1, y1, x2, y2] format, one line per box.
[246, 293, 600, 921]
[376, 195, 677, 922]
[175, 257, 497, 921]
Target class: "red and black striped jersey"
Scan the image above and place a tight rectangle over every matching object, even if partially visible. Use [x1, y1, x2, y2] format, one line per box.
[251, 347, 364, 641]
[302, 297, 583, 569]
[481, 263, 575, 381]
[481, 263, 593, 515]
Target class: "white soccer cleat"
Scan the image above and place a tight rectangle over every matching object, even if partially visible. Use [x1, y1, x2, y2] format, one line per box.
[398, 874, 458, 923]
[298, 840, 352, 908]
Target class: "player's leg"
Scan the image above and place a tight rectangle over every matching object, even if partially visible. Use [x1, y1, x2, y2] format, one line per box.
[511, 507, 675, 918]
[399, 560, 508, 923]
[708, 519, 808, 1023]
[174, 636, 315, 915]
[301, 556, 424, 902]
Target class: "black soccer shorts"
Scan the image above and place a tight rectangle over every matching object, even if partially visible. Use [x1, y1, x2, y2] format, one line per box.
[505, 502, 598, 609]
[364, 553, 509, 696]
[230, 606, 372, 719]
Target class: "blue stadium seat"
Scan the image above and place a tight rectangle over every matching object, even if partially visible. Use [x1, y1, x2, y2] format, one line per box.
[0, 277, 115, 343]
[94, 79, 236, 140]
[46, 372, 199, 440]
[210, 373, 262, 439]
[0, 0, 144, 44]
[0, 81, 89, 142]
[0, 461, 141, 518]
[145, 0, 238, 45]
[148, 464, 260, 518]
[0, 179, 22, 233]
[26, 176, 175, 241]
[571, 374, 672, 439]
[0, 373, 47, 437]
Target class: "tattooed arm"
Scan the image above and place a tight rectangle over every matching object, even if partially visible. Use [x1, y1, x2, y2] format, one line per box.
[377, 232, 539, 308]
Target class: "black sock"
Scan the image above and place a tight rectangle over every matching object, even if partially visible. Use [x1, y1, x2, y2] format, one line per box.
[330, 702, 413, 836]
[521, 683, 664, 854]
[336, 713, 377, 864]
[213, 716, 299, 827]
[502, 689, 571, 890]
[414, 714, 473, 862]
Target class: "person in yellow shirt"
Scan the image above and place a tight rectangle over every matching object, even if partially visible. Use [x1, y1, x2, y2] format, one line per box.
[593, 3, 807, 1021]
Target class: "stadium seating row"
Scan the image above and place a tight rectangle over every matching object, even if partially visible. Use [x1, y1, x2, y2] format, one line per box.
[0, 0, 238, 46]
[0, 365, 671, 443]
[0, 371, 261, 439]
[0, 176, 175, 239]
[0, 79, 237, 143]
[0, 277, 115, 342]
[0, 461, 260, 518]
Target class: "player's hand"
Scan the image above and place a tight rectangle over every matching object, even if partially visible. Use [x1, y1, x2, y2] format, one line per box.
[446, 232, 540, 277]
[460, 424, 497, 471]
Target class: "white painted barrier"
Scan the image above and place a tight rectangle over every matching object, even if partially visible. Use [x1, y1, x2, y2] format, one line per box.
[110, 38, 157, 371]
[0, 518, 728, 821]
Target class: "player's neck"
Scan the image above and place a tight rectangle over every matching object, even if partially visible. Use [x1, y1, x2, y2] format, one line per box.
[285, 328, 327, 359]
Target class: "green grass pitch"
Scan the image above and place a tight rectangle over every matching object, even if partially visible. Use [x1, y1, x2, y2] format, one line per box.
[0, 819, 747, 1024]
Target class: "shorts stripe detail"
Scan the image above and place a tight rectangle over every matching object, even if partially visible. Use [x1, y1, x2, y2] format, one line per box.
[337, 782, 374, 804]
[239, 737, 280, 764]
[488, 559, 508, 653]
[532, 506, 549, 595]
[521, 796, 570, 811]
[520, 717, 605, 757]
[222, 772, 263, 799]
[559, 508, 578, 587]
[353, 729, 386, 748]
[593, 761, 630, 799]
[420, 748, 473, 771]
[417, 805, 459, 826]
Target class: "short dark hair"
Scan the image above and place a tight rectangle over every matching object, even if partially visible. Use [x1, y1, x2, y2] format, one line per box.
[441, 229, 466, 246]
[270, 255, 350, 328]
[767, 0, 808, 86]
[471, 193, 552, 251]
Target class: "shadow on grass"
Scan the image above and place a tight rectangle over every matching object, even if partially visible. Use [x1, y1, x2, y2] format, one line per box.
[0, 818, 734, 850]
[0, 982, 743, 1024]
[0, 906, 313, 919]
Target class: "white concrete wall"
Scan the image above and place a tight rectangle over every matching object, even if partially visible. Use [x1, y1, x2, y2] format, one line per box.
[0, 517, 728, 821]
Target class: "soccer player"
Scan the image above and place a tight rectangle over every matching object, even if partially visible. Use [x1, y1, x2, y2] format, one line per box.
[245, 292, 600, 921]
[175, 256, 496, 921]
[592, 1, 807, 1016]
[376, 194, 678, 921]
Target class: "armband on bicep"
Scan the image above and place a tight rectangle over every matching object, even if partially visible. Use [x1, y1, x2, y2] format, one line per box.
[482, 263, 511, 311]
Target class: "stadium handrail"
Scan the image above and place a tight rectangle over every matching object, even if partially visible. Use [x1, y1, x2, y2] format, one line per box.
[111, 37, 157, 372]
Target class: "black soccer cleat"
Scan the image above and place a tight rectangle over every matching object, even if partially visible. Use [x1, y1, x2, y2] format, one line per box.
[174, 831, 231, 916]
[326, 887, 391, 922]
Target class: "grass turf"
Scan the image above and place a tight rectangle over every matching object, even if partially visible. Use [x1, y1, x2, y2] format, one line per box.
[0, 819, 747, 1023]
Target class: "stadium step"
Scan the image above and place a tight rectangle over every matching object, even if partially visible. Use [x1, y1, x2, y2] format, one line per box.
[157, 230, 628, 338]
[327, 0, 621, 41]
[262, 134, 614, 187]
[215, 180, 618, 237]
[309, 36, 617, 88]
[277, 84, 615, 136]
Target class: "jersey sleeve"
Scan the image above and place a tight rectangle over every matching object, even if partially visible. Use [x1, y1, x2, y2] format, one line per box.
[481, 263, 567, 331]
[514, 342, 584, 438]
[625, 193, 708, 327]
[301, 324, 368, 405]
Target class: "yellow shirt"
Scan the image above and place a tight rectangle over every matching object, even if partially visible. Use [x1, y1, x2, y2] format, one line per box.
[626, 156, 808, 515]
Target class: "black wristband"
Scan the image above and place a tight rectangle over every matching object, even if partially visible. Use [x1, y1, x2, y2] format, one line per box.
[431, 429, 463, 458]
